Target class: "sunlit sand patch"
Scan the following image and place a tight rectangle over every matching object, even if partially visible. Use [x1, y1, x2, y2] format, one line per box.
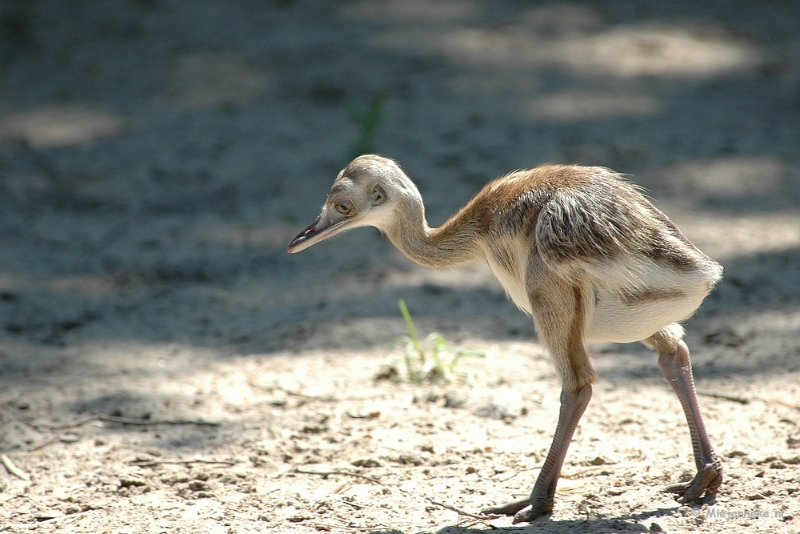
[666, 211, 800, 263]
[166, 52, 267, 107]
[527, 91, 658, 121]
[561, 25, 761, 78]
[43, 274, 122, 295]
[0, 107, 121, 147]
[387, 23, 762, 78]
[653, 157, 787, 197]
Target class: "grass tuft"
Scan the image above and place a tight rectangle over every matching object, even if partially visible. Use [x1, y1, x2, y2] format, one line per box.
[379, 299, 485, 385]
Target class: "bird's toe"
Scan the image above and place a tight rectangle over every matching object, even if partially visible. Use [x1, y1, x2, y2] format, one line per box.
[480, 498, 531, 517]
[482, 496, 554, 522]
[665, 463, 722, 504]
[511, 500, 553, 524]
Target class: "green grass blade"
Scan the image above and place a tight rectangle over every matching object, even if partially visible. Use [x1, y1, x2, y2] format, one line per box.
[398, 299, 426, 364]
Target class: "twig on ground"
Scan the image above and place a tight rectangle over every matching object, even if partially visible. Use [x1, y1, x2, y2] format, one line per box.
[28, 434, 61, 452]
[561, 466, 605, 479]
[458, 519, 500, 529]
[697, 391, 750, 405]
[493, 466, 540, 483]
[334, 497, 365, 510]
[310, 522, 368, 532]
[129, 458, 237, 468]
[20, 415, 218, 451]
[246, 375, 390, 403]
[423, 496, 491, 522]
[308, 392, 390, 402]
[27, 417, 96, 431]
[755, 397, 800, 411]
[18, 414, 218, 431]
[7, 509, 94, 529]
[293, 467, 385, 486]
[0, 454, 30, 480]
[279, 389, 337, 402]
[294, 467, 496, 526]
[98, 414, 219, 426]
[700, 391, 800, 410]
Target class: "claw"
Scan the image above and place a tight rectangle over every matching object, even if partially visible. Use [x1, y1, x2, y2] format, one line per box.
[482, 498, 553, 523]
[481, 498, 531, 517]
[512, 500, 553, 524]
[665, 462, 722, 504]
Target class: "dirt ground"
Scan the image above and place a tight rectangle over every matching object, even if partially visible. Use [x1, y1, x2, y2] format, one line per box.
[1, 1, 800, 533]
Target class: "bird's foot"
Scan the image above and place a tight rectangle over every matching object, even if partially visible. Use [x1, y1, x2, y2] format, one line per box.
[665, 462, 723, 504]
[481, 498, 553, 524]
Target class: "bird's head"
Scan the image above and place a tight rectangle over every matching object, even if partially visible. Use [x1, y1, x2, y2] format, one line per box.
[287, 155, 412, 253]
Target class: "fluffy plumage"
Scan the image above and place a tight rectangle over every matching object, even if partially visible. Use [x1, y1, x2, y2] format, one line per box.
[288, 154, 724, 522]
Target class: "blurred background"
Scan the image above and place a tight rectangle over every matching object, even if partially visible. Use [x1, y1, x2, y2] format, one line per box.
[1, 1, 800, 530]
[1, 0, 799, 415]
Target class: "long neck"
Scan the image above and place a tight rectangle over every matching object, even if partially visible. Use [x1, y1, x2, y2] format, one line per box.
[384, 190, 485, 269]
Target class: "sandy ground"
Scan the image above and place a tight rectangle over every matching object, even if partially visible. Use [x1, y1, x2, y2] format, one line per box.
[1, 1, 800, 533]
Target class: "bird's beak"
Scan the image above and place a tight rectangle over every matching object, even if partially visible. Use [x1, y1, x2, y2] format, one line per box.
[286, 212, 346, 253]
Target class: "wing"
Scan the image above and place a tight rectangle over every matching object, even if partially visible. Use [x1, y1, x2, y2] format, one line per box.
[534, 171, 721, 293]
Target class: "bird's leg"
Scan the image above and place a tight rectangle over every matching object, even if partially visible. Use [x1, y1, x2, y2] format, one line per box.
[482, 384, 592, 523]
[658, 340, 722, 503]
[483, 272, 596, 522]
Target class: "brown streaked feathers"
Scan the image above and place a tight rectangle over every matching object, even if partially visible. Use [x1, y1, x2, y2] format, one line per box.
[287, 154, 724, 522]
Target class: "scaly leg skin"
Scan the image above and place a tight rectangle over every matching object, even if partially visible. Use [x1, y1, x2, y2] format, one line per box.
[658, 340, 723, 503]
[482, 385, 592, 523]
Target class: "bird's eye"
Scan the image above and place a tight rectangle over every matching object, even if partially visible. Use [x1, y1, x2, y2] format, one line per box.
[334, 202, 353, 216]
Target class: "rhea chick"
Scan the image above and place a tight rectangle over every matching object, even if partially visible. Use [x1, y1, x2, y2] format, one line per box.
[287, 155, 723, 523]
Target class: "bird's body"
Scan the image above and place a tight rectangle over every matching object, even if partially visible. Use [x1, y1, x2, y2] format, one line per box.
[288, 155, 723, 522]
[392, 164, 719, 341]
